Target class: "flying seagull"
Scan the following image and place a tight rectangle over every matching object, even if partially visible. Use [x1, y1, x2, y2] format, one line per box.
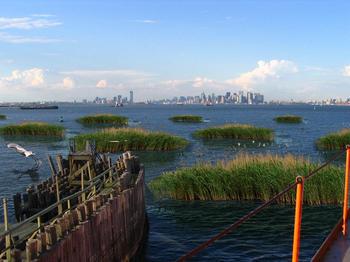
[7, 143, 42, 170]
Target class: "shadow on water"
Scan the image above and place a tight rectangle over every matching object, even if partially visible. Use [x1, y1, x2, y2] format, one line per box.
[12, 168, 40, 181]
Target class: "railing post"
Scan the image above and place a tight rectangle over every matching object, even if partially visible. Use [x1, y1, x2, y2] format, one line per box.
[342, 145, 350, 236]
[37, 216, 41, 233]
[292, 176, 304, 262]
[87, 162, 96, 195]
[3, 198, 12, 261]
[81, 170, 86, 202]
[108, 157, 113, 183]
[55, 175, 62, 215]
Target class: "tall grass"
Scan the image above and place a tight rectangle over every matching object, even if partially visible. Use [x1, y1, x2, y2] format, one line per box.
[274, 115, 302, 123]
[0, 122, 65, 137]
[317, 129, 350, 150]
[149, 154, 344, 205]
[77, 114, 128, 126]
[193, 124, 274, 142]
[74, 127, 188, 152]
[169, 115, 203, 123]
[0, 114, 6, 120]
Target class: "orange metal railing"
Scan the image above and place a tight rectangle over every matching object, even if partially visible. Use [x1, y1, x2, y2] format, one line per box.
[292, 176, 304, 262]
[342, 146, 350, 236]
[178, 147, 349, 262]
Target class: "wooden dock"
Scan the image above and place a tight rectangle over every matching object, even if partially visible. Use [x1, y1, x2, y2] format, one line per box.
[0, 144, 147, 261]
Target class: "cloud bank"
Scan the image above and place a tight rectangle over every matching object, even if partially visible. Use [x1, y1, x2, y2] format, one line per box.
[227, 60, 298, 89]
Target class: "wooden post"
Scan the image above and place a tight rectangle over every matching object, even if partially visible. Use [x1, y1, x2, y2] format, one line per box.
[26, 239, 38, 261]
[3, 198, 11, 261]
[81, 170, 86, 202]
[55, 175, 62, 215]
[87, 161, 96, 195]
[56, 154, 64, 176]
[343, 146, 350, 236]
[108, 157, 113, 182]
[45, 225, 57, 247]
[37, 216, 42, 233]
[292, 176, 304, 262]
[47, 155, 57, 179]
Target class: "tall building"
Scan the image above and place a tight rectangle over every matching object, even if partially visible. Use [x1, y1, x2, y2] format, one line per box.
[130, 91, 134, 104]
[254, 93, 264, 104]
[247, 92, 254, 104]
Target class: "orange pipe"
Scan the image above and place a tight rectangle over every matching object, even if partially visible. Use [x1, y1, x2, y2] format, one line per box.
[292, 176, 304, 262]
[342, 146, 350, 236]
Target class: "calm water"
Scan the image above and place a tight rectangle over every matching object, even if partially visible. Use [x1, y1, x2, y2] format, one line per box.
[0, 104, 348, 261]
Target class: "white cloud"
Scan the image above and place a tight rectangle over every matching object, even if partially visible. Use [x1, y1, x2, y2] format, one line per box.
[0, 32, 60, 44]
[0, 16, 61, 30]
[61, 69, 153, 78]
[343, 65, 350, 76]
[228, 60, 298, 88]
[192, 77, 214, 88]
[96, 79, 108, 88]
[62, 77, 74, 89]
[1, 68, 45, 87]
[134, 19, 158, 24]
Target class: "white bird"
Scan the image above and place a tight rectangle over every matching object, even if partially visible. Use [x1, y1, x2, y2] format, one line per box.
[7, 143, 41, 170]
[7, 143, 34, 157]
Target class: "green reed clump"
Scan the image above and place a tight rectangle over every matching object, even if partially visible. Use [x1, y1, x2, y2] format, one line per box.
[74, 128, 188, 152]
[0, 114, 6, 120]
[169, 115, 203, 123]
[317, 129, 350, 150]
[77, 114, 128, 127]
[149, 154, 344, 205]
[274, 115, 303, 123]
[193, 124, 274, 142]
[0, 122, 65, 137]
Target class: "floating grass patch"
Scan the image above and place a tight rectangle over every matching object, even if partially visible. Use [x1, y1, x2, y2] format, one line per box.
[0, 122, 65, 137]
[317, 129, 350, 150]
[0, 114, 6, 120]
[193, 124, 274, 142]
[169, 115, 203, 123]
[149, 154, 344, 205]
[77, 114, 128, 127]
[74, 128, 188, 152]
[274, 115, 302, 123]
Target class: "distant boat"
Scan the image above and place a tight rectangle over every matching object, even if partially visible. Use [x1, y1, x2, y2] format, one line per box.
[205, 102, 214, 106]
[20, 105, 58, 110]
[115, 103, 124, 107]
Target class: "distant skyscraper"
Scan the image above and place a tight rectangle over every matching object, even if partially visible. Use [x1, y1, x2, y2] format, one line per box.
[247, 92, 253, 104]
[117, 95, 122, 104]
[130, 91, 134, 104]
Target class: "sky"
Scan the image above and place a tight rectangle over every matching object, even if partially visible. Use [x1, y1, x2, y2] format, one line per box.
[0, 0, 350, 102]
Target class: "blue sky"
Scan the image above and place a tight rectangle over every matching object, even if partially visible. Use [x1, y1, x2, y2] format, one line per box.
[0, 0, 350, 102]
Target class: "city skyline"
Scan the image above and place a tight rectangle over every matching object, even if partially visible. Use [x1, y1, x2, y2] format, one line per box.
[1, 1, 350, 102]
